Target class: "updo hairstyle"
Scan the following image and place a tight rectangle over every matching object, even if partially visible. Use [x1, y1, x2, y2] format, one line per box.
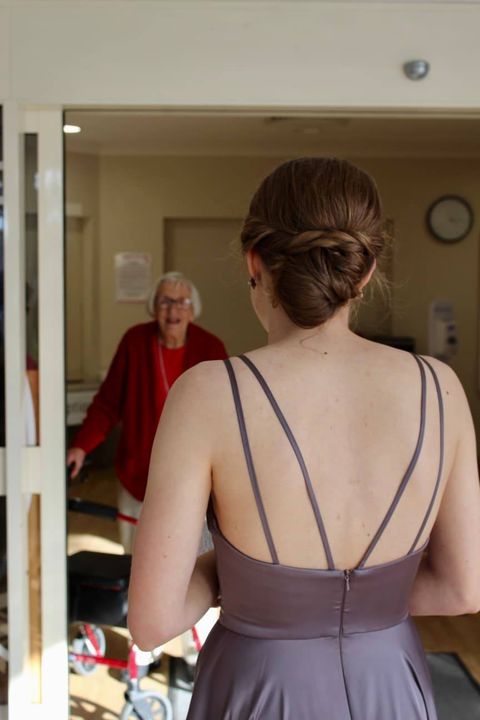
[240, 157, 387, 328]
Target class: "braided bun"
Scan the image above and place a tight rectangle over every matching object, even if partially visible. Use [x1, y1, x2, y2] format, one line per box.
[241, 158, 386, 328]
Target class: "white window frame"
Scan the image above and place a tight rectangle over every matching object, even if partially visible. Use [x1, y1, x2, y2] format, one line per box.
[3, 103, 67, 720]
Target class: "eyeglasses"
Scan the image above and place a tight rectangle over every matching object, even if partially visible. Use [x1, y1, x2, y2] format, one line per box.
[156, 297, 193, 311]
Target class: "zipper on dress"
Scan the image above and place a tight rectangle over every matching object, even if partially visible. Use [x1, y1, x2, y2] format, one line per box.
[339, 570, 354, 720]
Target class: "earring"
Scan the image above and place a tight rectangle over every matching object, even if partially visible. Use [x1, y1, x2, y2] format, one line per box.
[248, 277, 257, 290]
[359, 290, 364, 299]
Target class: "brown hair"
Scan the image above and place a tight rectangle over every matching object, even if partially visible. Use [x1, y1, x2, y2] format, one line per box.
[240, 157, 387, 328]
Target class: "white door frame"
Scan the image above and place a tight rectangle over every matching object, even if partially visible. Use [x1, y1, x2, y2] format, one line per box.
[3, 102, 67, 719]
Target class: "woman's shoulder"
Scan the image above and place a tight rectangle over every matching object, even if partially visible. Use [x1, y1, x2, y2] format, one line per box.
[361, 340, 465, 417]
[416, 353, 469, 417]
[359, 338, 459, 381]
[169, 358, 230, 400]
[162, 360, 232, 438]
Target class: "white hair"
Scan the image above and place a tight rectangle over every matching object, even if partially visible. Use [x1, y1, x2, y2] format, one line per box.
[147, 271, 202, 319]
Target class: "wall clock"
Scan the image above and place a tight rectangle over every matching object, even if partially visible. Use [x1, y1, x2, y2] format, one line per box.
[426, 195, 473, 243]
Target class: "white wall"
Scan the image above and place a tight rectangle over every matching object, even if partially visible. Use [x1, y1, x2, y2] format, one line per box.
[0, 8, 9, 100]
[1, 2, 480, 109]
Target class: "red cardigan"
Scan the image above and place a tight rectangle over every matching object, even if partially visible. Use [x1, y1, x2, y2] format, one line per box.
[73, 321, 228, 500]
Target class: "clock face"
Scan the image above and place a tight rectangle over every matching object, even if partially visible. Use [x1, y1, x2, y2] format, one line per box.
[427, 195, 473, 243]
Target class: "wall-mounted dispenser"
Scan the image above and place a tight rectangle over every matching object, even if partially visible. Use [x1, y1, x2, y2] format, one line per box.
[428, 300, 458, 362]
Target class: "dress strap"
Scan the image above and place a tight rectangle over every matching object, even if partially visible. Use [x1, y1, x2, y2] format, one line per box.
[239, 354, 335, 570]
[223, 359, 279, 564]
[357, 353, 427, 569]
[407, 356, 445, 553]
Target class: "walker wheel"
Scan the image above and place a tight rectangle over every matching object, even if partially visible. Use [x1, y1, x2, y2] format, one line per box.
[120, 691, 173, 720]
[70, 626, 106, 676]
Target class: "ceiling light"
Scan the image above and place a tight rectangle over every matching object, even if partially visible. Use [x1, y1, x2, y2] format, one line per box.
[63, 124, 81, 134]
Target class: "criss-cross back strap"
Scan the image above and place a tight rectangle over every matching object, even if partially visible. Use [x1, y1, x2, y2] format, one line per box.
[224, 359, 279, 564]
[407, 355, 445, 553]
[356, 353, 427, 568]
[239, 354, 335, 570]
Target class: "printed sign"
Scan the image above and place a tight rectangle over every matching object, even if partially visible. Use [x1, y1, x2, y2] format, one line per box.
[115, 252, 152, 302]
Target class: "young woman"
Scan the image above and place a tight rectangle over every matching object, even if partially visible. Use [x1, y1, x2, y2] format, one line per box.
[129, 158, 480, 719]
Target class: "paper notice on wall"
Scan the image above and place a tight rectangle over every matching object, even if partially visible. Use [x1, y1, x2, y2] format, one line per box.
[115, 252, 152, 302]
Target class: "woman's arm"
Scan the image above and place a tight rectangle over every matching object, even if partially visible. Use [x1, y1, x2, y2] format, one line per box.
[128, 361, 221, 651]
[409, 359, 480, 617]
[133, 550, 219, 646]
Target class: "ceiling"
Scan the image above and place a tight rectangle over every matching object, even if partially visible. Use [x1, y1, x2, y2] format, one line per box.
[64, 111, 480, 159]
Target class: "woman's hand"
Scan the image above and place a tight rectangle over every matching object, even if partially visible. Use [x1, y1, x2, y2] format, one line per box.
[186, 550, 219, 616]
[67, 447, 86, 479]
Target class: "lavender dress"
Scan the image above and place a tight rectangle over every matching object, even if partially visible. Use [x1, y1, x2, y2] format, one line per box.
[188, 354, 440, 719]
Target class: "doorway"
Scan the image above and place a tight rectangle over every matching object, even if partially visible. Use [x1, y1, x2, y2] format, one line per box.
[63, 109, 480, 719]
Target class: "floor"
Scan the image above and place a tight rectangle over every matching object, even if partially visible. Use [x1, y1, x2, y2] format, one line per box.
[67, 468, 480, 719]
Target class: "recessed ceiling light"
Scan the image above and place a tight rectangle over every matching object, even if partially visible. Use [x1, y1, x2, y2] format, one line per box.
[63, 124, 81, 134]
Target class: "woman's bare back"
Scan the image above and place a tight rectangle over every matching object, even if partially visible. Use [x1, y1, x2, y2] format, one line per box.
[211, 335, 457, 571]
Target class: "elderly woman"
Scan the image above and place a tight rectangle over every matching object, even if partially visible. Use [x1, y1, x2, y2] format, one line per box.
[67, 271, 227, 551]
